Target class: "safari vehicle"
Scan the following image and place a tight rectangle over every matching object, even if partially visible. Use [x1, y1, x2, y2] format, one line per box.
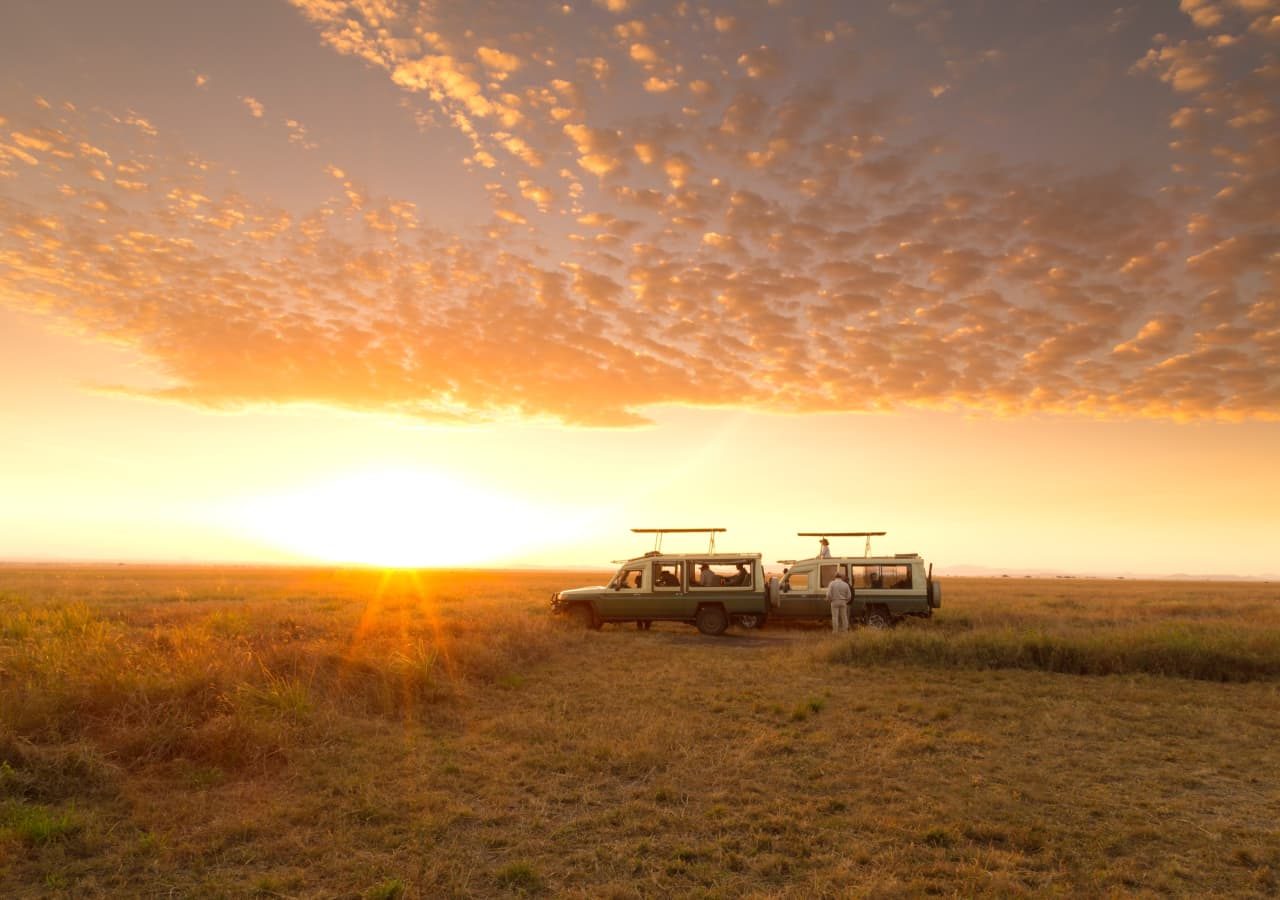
[551, 528, 769, 636]
[772, 531, 941, 628]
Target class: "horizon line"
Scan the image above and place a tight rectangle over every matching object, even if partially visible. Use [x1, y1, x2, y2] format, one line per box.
[0, 558, 1274, 583]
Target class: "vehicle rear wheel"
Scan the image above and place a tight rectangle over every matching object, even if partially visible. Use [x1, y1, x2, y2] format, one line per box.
[735, 613, 764, 630]
[865, 607, 893, 630]
[695, 605, 728, 636]
[570, 603, 596, 630]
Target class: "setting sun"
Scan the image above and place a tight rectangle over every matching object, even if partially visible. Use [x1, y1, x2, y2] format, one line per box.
[221, 468, 556, 567]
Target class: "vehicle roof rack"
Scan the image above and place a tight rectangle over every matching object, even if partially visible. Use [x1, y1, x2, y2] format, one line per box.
[797, 531, 887, 558]
[632, 527, 726, 554]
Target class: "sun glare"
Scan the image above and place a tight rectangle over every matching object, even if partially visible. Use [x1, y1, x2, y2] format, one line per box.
[223, 468, 554, 567]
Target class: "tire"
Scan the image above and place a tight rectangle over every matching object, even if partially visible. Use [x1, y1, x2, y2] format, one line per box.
[695, 605, 729, 636]
[735, 613, 764, 630]
[865, 607, 893, 630]
[569, 603, 596, 630]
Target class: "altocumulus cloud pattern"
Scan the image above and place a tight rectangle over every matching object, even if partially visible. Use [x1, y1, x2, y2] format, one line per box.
[1, 0, 1277, 425]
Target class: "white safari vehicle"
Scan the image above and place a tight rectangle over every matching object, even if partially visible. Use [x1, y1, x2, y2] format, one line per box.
[772, 531, 941, 628]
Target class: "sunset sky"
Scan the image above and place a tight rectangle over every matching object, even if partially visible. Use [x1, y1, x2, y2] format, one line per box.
[2, 0, 1278, 575]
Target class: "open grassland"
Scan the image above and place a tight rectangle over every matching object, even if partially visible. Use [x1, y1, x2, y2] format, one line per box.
[1, 567, 1278, 897]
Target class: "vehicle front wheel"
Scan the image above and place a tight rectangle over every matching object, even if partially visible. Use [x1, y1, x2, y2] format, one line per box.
[570, 604, 596, 630]
[865, 607, 893, 630]
[695, 605, 729, 636]
[735, 613, 764, 630]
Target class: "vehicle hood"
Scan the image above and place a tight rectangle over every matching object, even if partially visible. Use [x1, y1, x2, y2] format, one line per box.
[558, 584, 609, 598]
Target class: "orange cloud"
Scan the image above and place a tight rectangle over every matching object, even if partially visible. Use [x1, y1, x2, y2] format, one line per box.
[476, 46, 522, 74]
[736, 45, 782, 79]
[2, 3, 1277, 427]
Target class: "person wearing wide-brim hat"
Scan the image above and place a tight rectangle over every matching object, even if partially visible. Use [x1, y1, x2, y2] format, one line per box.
[818, 537, 832, 559]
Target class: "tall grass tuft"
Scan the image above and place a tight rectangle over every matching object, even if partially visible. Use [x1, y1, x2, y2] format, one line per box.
[0, 570, 569, 775]
[0, 733, 118, 801]
[827, 624, 1280, 681]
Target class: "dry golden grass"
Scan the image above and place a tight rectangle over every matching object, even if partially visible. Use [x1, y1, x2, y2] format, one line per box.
[1, 566, 1278, 897]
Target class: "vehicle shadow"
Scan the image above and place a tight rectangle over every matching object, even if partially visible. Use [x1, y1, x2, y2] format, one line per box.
[606, 625, 815, 648]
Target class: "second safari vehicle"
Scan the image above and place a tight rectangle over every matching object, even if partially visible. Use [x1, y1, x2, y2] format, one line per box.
[771, 532, 941, 628]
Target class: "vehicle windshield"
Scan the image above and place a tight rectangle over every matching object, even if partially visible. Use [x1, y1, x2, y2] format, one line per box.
[609, 565, 645, 590]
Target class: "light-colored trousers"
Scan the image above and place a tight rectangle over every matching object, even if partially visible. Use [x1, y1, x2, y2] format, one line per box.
[830, 601, 849, 633]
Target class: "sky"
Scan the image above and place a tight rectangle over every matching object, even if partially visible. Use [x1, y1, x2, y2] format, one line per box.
[1, 0, 1278, 575]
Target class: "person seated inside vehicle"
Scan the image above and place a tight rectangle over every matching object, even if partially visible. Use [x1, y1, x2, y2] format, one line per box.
[656, 568, 679, 587]
[729, 562, 750, 586]
[698, 563, 718, 587]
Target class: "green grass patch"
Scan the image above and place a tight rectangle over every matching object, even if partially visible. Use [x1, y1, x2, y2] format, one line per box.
[366, 877, 406, 899]
[0, 800, 81, 844]
[827, 624, 1280, 681]
[922, 826, 955, 848]
[495, 861, 546, 893]
[790, 696, 825, 720]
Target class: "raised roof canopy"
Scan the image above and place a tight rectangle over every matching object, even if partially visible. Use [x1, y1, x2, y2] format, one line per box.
[797, 531, 887, 558]
[632, 527, 726, 554]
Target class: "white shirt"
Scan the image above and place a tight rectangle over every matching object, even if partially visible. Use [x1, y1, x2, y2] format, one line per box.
[826, 577, 851, 604]
[819, 544, 832, 558]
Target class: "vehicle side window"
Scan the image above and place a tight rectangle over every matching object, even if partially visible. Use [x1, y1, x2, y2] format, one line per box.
[786, 569, 811, 591]
[820, 564, 844, 588]
[849, 565, 872, 589]
[655, 562, 683, 589]
[883, 565, 912, 589]
[692, 560, 754, 588]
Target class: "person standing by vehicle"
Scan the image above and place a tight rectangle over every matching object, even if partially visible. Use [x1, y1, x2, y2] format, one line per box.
[826, 569, 851, 633]
[818, 537, 832, 559]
